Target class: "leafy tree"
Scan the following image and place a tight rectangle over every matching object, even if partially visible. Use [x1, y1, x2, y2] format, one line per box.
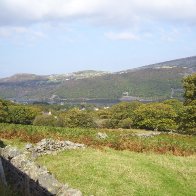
[96, 109, 111, 119]
[0, 101, 8, 123]
[60, 108, 96, 128]
[110, 101, 142, 119]
[163, 99, 183, 113]
[0, 99, 14, 123]
[174, 73, 196, 134]
[106, 101, 142, 128]
[177, 105, 196, 134]
[183, 73, 196, 105]
[7, 106, 38, 125]
[133, 103, 177, 131]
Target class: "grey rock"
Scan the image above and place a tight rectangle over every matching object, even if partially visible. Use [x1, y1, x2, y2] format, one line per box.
[1, 146, 21, 160]
[58, 187, 82, 196]
[57, 184, 69, 195]
[27, 139, 85, 156]
[97, 132, 108, 139]
[38, 173, 63, 194]
[25, 143, 33, 150]
[1, 146, 83, 195]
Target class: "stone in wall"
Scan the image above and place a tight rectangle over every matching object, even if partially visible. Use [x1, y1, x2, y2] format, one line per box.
[0, 145, 83, 196]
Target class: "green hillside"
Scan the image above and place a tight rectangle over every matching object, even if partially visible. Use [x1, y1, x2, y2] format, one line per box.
[0, 56, 195, 101]
[55, 67, 187, 99]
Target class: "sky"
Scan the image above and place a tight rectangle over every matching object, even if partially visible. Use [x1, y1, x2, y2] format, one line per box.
[0, 0, 196, 78]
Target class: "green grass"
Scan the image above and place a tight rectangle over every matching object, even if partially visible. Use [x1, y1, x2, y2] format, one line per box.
[1, 123, 196, 195]
[1, 138, 26, 149]
[37, 148, 196, 196]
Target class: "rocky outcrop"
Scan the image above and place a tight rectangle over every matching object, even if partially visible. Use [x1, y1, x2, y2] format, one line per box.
[26, 138, 85, 157]
[0, 142, 83, 196]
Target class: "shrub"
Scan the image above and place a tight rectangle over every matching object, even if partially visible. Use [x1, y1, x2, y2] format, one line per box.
[96, 109, 111, 119]
[106, 101, 142, 128]
[177, 105, 196, 135]
[7, 106, 38, 125]
[60, 109, 96, 128]
[103, 119, 119, 129]
[183, 73, 196, 105]
[133, 103, 177, 131]
[0, 101, 8, 123]
[118, 118, 133, 129]
[33, 115, 62, 127]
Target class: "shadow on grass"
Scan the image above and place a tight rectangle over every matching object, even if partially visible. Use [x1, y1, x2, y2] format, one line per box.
[0, 140, 6, 148]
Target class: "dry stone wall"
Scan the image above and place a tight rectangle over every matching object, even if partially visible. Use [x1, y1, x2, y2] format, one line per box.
[0, 139, 85, 196]
[26, 138, 85, 157]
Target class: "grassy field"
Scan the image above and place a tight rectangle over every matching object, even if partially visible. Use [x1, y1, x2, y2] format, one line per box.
[1, 123, 196, 195]
[37, 147, 196, 196]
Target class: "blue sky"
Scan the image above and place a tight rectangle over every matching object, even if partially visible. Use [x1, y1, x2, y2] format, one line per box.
[0, 0, 196, 78]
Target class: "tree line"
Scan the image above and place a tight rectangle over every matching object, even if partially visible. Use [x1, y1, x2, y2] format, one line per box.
[0, 73, 195, 134]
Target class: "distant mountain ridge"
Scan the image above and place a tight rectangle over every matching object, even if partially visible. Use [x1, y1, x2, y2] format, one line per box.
[0, 70, 109, 83]
[141, 56, 196, 70]
[0, 56, 195, 102]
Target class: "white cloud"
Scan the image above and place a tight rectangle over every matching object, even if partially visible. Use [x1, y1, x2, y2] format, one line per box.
[0, 25, 46, 45]
[0, 0, 196, 43]
[105, 32, 139, 41]
[0, 26, 28, 37]
[0, 0, 196, 27]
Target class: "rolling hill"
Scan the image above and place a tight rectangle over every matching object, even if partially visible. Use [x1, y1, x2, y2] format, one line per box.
[0, 56, 195, 102]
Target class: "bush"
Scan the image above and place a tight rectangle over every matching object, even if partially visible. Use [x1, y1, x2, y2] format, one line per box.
[177, 105, 196, 135]
[183, 73, 196, 105]
[118, 118, 133, 129]
[103, 119, 119, 129]
[96, 109, 111, 119]
[110, 101, 142, 120]
[106, 101, 142, 128]
[133, 103, 177, 131]
[33, 115, 62, 127]
[60, 109, 96, 128]
[0, 101, 8, 123]
[7, 106, 38, 125]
